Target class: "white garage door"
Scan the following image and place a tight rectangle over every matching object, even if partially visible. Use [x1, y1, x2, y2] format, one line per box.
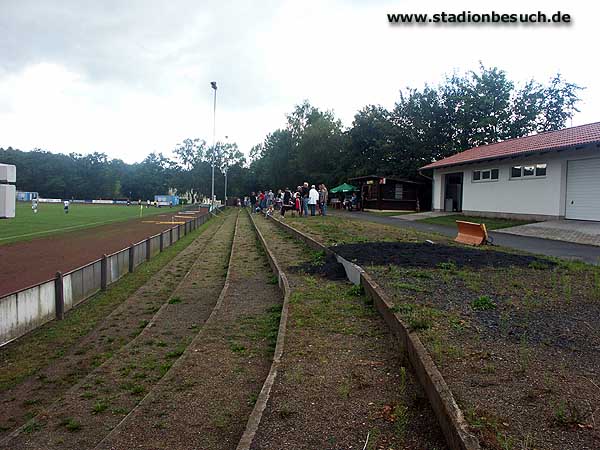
[566, 158, 600, 221]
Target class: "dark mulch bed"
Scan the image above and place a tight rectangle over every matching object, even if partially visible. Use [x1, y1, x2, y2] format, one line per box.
[332, 241, 555, 269]
[290, 254, 347, 280]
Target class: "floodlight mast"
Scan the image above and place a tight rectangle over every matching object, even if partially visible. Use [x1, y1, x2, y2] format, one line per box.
[224, 135, 229, 205]
[210, 81, 217, 210]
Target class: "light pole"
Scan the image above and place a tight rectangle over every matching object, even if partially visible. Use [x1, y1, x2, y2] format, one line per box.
[223, 135, 229, 206]
[210, 81, 217, 210]
[223, 167, 228, 206]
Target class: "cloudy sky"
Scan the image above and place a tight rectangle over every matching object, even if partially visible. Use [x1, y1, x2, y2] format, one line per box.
[1, 0, 599, 163]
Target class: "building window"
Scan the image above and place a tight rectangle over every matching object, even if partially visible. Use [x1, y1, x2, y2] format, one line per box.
[472, 168, 499, 183]
[394, 185, 403, 200]
[535, 163, 547, 176]
[511, 163, 547, 179]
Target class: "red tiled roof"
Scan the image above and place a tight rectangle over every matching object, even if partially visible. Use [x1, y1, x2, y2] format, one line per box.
[421, 122, 600, 170]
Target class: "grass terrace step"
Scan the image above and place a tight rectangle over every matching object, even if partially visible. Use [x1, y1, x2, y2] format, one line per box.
[0, 210, 228, 439]
[96, 210, 282, 450]
[250, 214, 446, 450]
[281, 214, 600, 450]
[0, 211, 238, 450]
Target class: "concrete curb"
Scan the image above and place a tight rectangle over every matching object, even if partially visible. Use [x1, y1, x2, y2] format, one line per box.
[267, 215, 480, 450]
[236, 210, 291, 450]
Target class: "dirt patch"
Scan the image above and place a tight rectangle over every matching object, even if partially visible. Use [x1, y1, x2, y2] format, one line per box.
[1, 212, 237, 450]
[332, 241, 554, 269]
[0, 209, 208, 296]
[251, 216, 447, 450]
[0, 212, 225, 440]
[97, 211, 282, 450]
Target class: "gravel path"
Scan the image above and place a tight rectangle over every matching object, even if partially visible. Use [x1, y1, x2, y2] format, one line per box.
[250, 215, 447, 450]
[0, 211, 226, 440]
[96, 211, 282, 450]
[1, 210, 238, 450]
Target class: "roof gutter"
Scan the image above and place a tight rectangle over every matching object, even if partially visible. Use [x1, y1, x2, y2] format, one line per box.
[417, 170, 432, 181]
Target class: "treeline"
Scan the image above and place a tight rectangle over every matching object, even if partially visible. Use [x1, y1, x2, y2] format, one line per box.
[247, 65, 582, 190]
[0, 142, 246, 201]
[1, 65, 582, 200]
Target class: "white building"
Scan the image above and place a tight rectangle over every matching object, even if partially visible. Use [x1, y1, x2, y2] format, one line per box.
[421, 122, 600, 221]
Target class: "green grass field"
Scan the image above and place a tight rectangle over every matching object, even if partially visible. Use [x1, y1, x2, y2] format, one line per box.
[0, 202, 183, 245]
[418, 214, 533, 230]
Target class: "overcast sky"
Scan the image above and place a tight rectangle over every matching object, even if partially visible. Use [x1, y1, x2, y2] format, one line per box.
[1, 0, 599, 163]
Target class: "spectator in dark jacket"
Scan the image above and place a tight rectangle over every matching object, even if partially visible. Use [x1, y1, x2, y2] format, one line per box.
[281, 188, 293, 217]
[301, 182, 309, 217]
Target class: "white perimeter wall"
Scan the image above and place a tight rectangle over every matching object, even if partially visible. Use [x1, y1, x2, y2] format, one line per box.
[432, 145, 600, 218]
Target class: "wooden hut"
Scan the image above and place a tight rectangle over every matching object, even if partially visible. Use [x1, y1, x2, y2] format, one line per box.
[348, 175, 430, 211]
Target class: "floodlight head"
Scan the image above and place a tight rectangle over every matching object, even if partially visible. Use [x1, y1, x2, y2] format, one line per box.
[210, 81, 217, 90]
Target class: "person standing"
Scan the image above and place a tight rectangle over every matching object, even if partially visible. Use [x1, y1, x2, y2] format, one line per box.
[63, 199, 70, 214]
[250, 192, 257, 211]
[350, 192, 358, 211]
[319, 184, 328, 216]
[294, 192, 301, 217]
[308, 184, 319, 216]
[281, 188, 292, 217]
[301, 182, 309, 217]
[267, 189, 274, 208]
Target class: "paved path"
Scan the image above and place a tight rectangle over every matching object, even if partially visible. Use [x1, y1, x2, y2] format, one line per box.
[497, 219, 600, 247]
[391, 211, 455, 221]
[330, 211, 600, 265]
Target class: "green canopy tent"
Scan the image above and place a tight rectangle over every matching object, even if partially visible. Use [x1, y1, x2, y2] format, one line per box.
[329, 183, 358, 194]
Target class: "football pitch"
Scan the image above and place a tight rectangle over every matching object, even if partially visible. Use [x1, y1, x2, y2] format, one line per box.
[0, 202, 183, 245]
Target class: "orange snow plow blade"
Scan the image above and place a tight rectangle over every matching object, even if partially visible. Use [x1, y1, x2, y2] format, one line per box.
[455, 221, 488, 246]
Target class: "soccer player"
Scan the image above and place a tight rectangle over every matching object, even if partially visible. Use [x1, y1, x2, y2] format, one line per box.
[63, 199, 70, 214]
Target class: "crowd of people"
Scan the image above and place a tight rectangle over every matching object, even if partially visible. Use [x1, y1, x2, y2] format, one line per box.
[247, 182, 329, 218]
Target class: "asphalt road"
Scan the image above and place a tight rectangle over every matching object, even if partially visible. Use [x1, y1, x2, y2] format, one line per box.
[330, 211, 600, 265]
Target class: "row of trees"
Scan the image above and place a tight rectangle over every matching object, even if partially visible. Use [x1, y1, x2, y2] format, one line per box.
[248, 65, 582, 189]
[1, 65, 583, 201]
[0, 143, 245, 201]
